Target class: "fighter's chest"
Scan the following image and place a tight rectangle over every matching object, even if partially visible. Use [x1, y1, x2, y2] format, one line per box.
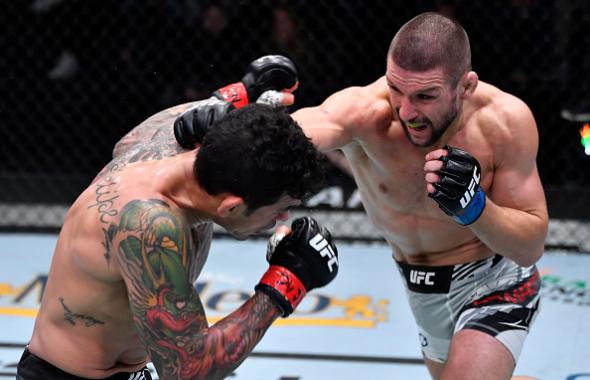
[371, 161, 430, 212]
[348, 142, 431, 211]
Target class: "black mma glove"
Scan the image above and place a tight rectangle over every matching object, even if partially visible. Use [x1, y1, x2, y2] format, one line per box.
[173, 55, 298, 149]
[256, 217, 339, 317]
[173, 97, 234, 149]
[213, 55, 298, 109]
[428, 145, 486, 225]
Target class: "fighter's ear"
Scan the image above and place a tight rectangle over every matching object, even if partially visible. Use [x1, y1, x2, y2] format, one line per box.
[461, 71, 478, 99]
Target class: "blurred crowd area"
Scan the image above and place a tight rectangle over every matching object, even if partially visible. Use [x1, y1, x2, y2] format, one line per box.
[1, 0, 589, 212]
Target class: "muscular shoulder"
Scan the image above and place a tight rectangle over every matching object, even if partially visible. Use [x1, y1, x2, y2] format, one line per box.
[471, 82, 538, 154]
[473, 83, 537, 143]
[111, 101, 201, 165]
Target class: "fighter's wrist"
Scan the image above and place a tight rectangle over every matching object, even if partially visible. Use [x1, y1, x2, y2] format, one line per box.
[255, 265, 307, 317]
[454, 187, 486, 225]
[213, 82, 249, 109]
[254, 289, 288, 318]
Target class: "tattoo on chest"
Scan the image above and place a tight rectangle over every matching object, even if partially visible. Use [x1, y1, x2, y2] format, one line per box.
[87, 176, 119, 224]
[59, 297, 105, 327]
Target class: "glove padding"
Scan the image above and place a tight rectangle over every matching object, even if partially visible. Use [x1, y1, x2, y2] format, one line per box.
[173, 97, 234, 149]
[256, 217, 339, 317]
[428, 145, 486, 225]
[213, 55, 297, 109]
[173, 55, 297, 148]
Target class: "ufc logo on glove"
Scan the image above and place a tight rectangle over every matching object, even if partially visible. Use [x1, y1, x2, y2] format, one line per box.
[310, 233, 339, 272]
[256, 217, 339, 317]
[429, 145, 487, 226]
[460, 166, 481, 208]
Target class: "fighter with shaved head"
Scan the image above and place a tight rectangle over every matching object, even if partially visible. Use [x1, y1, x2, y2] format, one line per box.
[291, 12, 547, 380]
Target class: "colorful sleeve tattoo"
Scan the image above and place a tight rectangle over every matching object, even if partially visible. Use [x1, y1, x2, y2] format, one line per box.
[114, 199, 281, 380]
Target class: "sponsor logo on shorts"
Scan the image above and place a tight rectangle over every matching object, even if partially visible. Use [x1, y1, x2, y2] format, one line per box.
[418, 332, 428, 347]
[409, 270, 435, 285]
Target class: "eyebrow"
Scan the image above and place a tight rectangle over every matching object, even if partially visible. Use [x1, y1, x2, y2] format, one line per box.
[415, 86, 440, 93]
[387, 82, 441, 95]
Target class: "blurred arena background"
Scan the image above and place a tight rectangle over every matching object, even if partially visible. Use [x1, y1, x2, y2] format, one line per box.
[1, 0, 589, 251]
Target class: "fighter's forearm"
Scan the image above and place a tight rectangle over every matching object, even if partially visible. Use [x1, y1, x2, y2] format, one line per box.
[470, 199, 548, 267]
[150, 292, 280, 380]
[116, 200, 280, 380]
[194, 292, 281, 379]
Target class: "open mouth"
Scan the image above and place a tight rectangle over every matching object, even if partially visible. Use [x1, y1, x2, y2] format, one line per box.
[406, 122, 426, 131]
[406, 123, 428, 133]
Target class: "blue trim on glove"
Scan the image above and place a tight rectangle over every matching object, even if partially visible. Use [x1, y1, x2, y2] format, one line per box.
[453, 187, 486, 225]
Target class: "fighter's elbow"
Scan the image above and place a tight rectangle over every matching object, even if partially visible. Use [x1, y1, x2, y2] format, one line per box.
[517, 216, 548, 267]
[515, 246, 544, 268]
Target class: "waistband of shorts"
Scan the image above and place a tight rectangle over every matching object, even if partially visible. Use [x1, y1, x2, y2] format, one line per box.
[395, 254, 503, 294]
[17, 347, 149, 380]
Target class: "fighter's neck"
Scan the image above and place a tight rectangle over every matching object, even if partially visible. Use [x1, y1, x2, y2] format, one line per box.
[151, 151, 213, 219]
[435, 107, 467, 149]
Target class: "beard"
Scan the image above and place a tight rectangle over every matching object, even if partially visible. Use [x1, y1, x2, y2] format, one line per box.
[399, 100, 460, 147]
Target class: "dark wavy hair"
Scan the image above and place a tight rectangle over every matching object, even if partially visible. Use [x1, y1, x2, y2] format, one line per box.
[195, 103, 326, 211]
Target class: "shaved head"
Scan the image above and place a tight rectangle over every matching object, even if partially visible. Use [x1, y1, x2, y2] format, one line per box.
[389, 12, 471, 85]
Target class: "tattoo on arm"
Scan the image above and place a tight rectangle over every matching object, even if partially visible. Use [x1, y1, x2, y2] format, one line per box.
[59, 297, 105, 327]
[114, 199, 280, 379]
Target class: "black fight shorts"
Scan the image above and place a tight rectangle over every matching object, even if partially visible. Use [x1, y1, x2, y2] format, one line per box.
[16, 347, 152, 380]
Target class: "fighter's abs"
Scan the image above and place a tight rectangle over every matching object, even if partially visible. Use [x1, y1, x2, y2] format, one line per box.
[350, 146, 486, 262]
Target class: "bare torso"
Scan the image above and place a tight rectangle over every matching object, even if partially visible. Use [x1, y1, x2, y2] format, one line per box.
[302, 78, 517, 265]
[28, 104, 213, 378]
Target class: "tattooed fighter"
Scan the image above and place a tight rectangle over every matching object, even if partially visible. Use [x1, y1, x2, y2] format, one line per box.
[17, 56, 339, 380]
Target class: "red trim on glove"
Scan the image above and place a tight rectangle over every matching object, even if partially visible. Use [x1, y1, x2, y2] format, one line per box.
[258, 265, 307, 311]
[215, 82, 249, 108]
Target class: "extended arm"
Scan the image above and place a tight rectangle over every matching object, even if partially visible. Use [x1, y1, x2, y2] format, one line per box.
[291, 89, 357, 153]
[291, 77, 392, 153]
[113, 55, 298, 157]
[172, 55, 298, 149]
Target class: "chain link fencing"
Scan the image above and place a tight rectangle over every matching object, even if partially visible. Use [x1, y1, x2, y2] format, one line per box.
[1, 0, 589, 251]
